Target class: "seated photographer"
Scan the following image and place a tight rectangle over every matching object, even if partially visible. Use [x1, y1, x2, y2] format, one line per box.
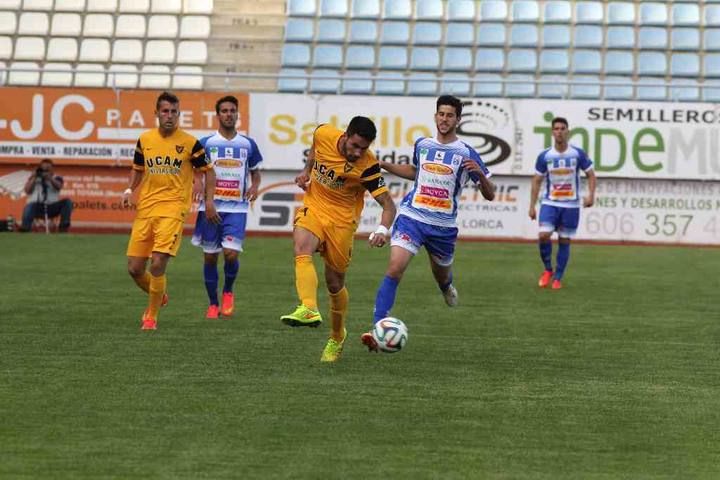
[19, 159, 73, 233]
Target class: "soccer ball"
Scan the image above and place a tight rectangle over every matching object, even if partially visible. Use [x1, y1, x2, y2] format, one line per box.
[372, 317, 408, 353]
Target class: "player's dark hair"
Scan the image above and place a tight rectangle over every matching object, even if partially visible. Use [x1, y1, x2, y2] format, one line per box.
[437, 95, 462, 117]
[156, 91, 179, 109]
[215, 95, 239, 114]
[552, 117, 569, 128]
[40, 158, 53, 166]
[346, 116, 377, 142]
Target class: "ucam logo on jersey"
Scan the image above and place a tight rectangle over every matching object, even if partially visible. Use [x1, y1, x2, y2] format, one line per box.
[422, 163, 453, 175]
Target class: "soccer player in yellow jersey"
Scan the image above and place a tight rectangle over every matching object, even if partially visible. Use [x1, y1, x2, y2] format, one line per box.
[122, 91, 219, 331]
[280, 116, 397, 362]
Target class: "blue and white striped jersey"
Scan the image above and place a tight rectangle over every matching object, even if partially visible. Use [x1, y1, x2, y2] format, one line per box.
[399, 137, 491, 228]
[198, 132, 263, 213]
[535, 145, 593, 208]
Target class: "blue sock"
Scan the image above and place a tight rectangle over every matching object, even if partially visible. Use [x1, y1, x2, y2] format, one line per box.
[204, 263, 219, 306]
[555, 242, 570, 280]
[373, 275, 400, 323]
[439, 272, 453, 292]
[223, 259, 239, 293]
[539, 240, 553, 271]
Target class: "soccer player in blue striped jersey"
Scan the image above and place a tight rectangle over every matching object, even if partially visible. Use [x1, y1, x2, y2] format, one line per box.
[528, 117, 596, 290]
[191, 95, 263, 318]
[361, 95, 496, 352]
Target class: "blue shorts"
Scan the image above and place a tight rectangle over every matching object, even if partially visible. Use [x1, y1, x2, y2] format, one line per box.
[390, 214, 458, 266]
[538, 204, 580, 238]
[191, 211, 247, 254]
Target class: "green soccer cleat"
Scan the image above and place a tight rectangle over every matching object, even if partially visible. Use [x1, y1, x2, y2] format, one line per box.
[320, 329, 347, 363]
[280, 304, 323, 328]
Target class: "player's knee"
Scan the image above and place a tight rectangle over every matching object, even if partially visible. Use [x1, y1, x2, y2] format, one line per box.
[127, 263, 144, 278]
[538, 232, 553, 242]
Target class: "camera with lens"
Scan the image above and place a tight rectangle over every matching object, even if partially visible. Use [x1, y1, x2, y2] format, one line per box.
[36, 167, 44, 176]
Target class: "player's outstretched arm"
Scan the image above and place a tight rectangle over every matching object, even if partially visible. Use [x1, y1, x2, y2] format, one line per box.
[368, 192, 397, 247]
[379, 160, 417, 180]
[583, 169, 597, 208]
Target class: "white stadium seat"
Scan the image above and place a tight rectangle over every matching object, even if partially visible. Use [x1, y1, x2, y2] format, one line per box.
[22, 0, 53, 10]
[0, 36, 13, 59]
[309, 69, 340, 94]
[341, 70, 373, 95]
[0, 0, 21, 8]
[84, 14, 115, 37]
[176, 40, 207, 64]
[173, 65, 203, 89]
[180, 16, 210, 39]
[111, 39, 143, 63]
[46, 38, 79, 61]
[119, 0, 149, 13]
[406, 72, 437, 95]
[9, 61, 40, 85]
[148, 15, 179, 38]
[41, 62, 73, 86]
[0, 60, 6, 85]
[115, 14, 146, 37]
[74, 63, 106, 87]
[14, 37, 46, 60]
[51, 13, 82, 36]
[86, 0, 117, 11]
[55, 0, 86, 11]
[107, 64, 138, 88]
[447, 0, 475, 22]
[144, 39, 175, 63]
[151, 0, 180, 13]
[351, 0, 378, 19]
[0, 12, 16, 35]
[80, 38, 111, 61]
[18, 12, 49, 35]
[140, 64, 171, 88]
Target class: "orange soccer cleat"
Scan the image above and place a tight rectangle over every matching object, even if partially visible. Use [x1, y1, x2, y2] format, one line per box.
[551, 279, 562, 290]
[221, 292, 234, 317]
[538, 270, 553, 288]
[206, 304, 220, 319]
[360, 331, 379, 353]
[141, 309, 157, 330]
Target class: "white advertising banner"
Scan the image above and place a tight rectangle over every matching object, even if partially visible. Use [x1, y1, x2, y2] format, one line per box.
[250, 93, 720, 180]
[247, 171, 720, 245]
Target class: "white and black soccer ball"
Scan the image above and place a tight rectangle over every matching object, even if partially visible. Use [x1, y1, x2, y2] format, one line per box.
[372, 317, 408, 353]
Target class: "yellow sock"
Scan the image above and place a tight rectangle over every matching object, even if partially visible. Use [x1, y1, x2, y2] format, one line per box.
[295, 255, 318, 310]
[328, 287, 348, 341]
[148, 274, 167, 319]
[133, 271, 151, 293]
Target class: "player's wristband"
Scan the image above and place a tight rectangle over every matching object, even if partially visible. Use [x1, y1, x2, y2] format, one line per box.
[369, 225, 390, 241]
[123, 188, 132, 195]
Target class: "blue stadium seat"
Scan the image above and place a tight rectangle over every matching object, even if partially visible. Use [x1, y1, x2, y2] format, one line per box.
[476, 24, 506, 47]
[350, 0, 378, 19]
[537, 75, 568, 98]
[539, 50, 569, 73]
[345, 45, 375, 69]
[638, 27, 667, 50]
[701, 80, 720, 102]
[407, 72, 437, 95]
[277, 68, 307, 92]
[378, 46, 408, 70]
[285, 18, 314, 42]
[669, 78, 699, 101]
[341, 70, 372, 94]
[704, 29, 720, 51]
[309, 69, 340, 94]
[507, 49, 537, 73]
[375, 71, 405, 95]
[281, 44, 310, 67]
[671, 28, 700, 51]
[445, 23, 474, 46]
[571, 50, 601, 74]
[348, 20, 376, 43]
[479, 1, 507, 22]
[573, 25, 602, 48]
[637, 51, 667, 76]
[671, 52, 699, 77]
[606, 27, 635, 49]
[410, 47, 440, 71]
[671, 3, 699, 26]
[705, 5, 720, 27]
[447, 0, 475, 22]
[415, 0, 443, 20]
[380, 21, 409, 44]
[604, 51, 633, 75]
[603, 76, 633, 100]
[474, 48, 504, 72]
[570, 75, 601, 99]
[412, 22, 442, 46]
[440, 73, 471, 96]
[320, 0, 348, 18]
[505, 74, 535, 97]
[312, 44, 343, 68]
[442, 47, 472, 71]
[543, 1, 571, 23]
[575, 2, 603, 24]
[640, 3, 667, 26]
[383, 0, 411, 19]
[511, 1, 539, 22]
[472, 73, 503, 97]
[542, 25, 570, 48]
[509, 24, 537, 47]
[607, 2, 634, 25]
[288, 0, 317, 17]
[636, 78, 667, 101]
[704, 54, 720, 78]
[316, 19, 345, 43]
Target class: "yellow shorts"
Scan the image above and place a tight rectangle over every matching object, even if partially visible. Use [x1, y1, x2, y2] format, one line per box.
[126, 216, 184, 258]
[294, 207, 356, 273]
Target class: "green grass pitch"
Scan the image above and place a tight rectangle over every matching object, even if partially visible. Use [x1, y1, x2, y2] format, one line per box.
[1, 233, 719, 479]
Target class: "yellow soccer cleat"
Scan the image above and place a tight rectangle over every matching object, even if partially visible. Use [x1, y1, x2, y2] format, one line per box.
[280, 304, 323, 328]
[320, 329, 347, 363]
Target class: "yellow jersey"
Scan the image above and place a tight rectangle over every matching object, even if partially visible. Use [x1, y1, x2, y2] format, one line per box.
[304, 124, 388, 225]
[132, 128, 211, 220]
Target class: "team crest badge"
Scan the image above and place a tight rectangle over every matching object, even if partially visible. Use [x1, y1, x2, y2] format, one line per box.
[344, 162, 353, 173]
[176, 145, 185, 153]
